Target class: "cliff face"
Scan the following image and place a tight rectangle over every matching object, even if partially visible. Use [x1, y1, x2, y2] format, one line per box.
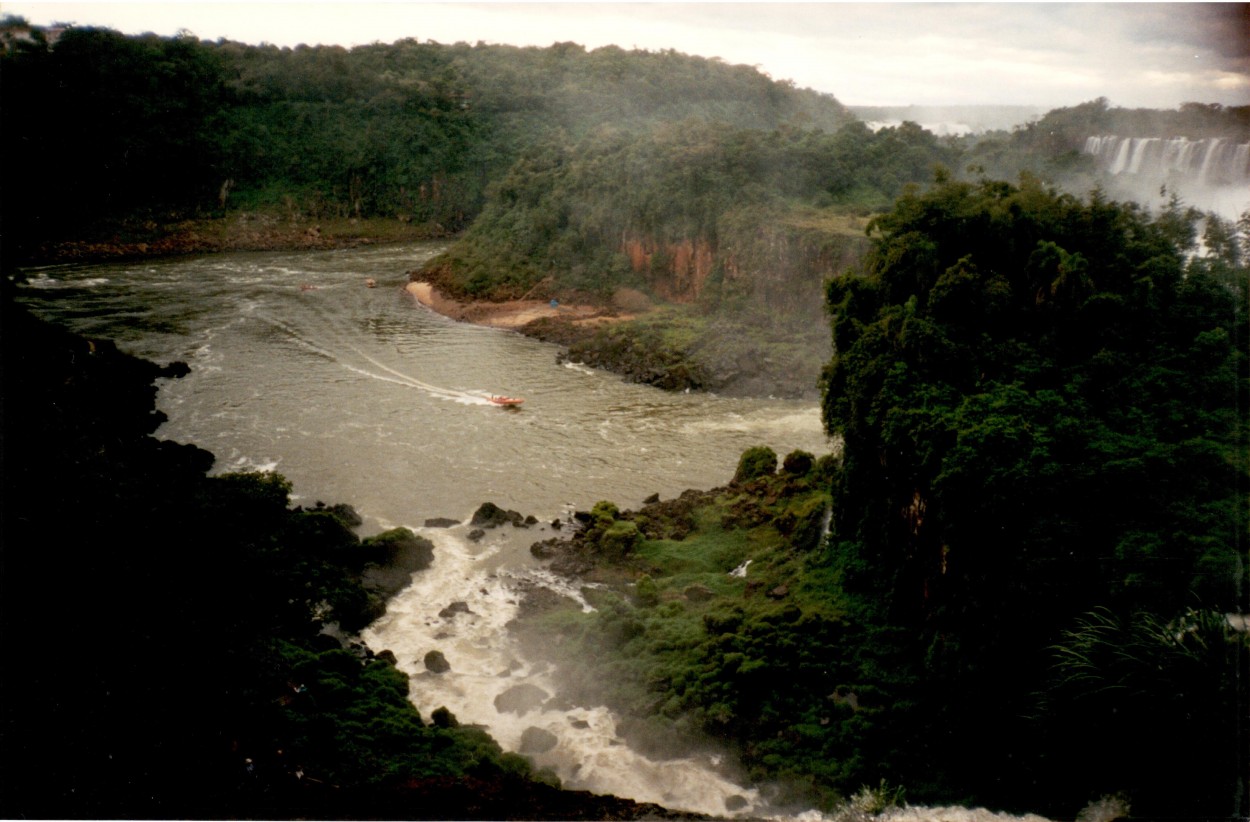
[621, 212, 871, 322]
[579, 213, 873, 399]
[622, 237, 716, 304]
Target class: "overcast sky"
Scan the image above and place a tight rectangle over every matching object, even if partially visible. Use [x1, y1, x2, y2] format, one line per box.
[4, 2, 1248, 108]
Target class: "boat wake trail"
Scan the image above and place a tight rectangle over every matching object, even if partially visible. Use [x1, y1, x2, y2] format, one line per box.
[260, 315, 495, 406]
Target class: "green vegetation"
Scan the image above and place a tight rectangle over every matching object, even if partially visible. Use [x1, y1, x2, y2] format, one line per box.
[416, 120, 950, 396]
[515, 453, 847, 807]
[0, 17, 853, 267]
[820, 175, 1247, 815]
[421, 120, 947, 299]
[4, 14, 1248, 818]
[515, 177, 1248, 818]
[1, 18, 944, 396]
[263, 641, 540, 789]
[732, 445, 779, 484]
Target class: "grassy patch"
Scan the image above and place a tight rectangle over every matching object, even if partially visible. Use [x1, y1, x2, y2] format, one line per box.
[513, 452, 858, 808]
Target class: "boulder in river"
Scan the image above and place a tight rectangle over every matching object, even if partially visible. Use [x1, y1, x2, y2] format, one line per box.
[423, 517, 461, 528]
[494, 683, 549, 715]
[439, 601, 474, 618]
[424, 650, 451, 673]
[471, 502, 527, 528]
[519, 726, 559, 754]
[360, 528, 435, 593]
[530, 538, 560, 560]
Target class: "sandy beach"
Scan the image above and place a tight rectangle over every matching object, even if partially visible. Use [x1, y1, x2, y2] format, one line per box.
[404, 281, 631, 329]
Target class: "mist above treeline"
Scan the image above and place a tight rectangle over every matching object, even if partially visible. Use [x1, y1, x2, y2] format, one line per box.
[849, 104, 1046, 134]
[853, 100, 1250, 138]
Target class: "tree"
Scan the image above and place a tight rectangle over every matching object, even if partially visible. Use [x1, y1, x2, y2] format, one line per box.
[819, 174, 1247, 814]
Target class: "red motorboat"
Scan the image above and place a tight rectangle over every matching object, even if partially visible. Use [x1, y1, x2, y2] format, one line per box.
[489, 395, 524, 407]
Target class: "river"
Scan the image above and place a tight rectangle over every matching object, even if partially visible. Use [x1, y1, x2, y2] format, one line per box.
[17, 241, 834, 817]
[17, 243, 1060, 822]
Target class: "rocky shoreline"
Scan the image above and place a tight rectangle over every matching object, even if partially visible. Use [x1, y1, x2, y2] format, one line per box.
[403, 280, 626, 331]
[404, 278, 822, 399]
[403, 278, 725, 394]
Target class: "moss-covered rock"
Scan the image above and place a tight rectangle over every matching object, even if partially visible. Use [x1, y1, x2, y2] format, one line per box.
[600, 520, 642, 559]
[732, 446, 777, 485]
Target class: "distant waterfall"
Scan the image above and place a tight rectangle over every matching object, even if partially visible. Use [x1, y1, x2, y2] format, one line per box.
[1083, 135, 1250, 187]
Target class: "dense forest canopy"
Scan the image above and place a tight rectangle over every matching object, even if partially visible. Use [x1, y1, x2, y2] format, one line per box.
[4, 18, 1246, 347]
[0, 17, 852, 265]
[422, 118, 957, 300]
[6, 17, 1244, 275]
[820, 175, 1248, 815]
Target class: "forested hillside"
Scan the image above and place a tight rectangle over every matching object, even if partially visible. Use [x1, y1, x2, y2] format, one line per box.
[416, 116, 956, 396]
[518, 178, 1249, 818]
[820, 176, 1247, 815]
[0, 17, 861, 396]
[0, 18, 850, 263]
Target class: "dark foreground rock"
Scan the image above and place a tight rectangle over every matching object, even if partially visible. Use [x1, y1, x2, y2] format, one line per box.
[522, 314, 825, 400]
[342, 528, 435, 629]
[439, 601, 474, 618]
[361, 528, 435, 594]
[226, 769, 713, 820]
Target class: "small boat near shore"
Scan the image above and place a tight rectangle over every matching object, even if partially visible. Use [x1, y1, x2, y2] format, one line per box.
[488, 395, 524, 407]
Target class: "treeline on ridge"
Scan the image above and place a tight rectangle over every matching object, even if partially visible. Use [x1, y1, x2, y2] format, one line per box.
[4, 18, 1247, 284]
[0, 16, 852, 266]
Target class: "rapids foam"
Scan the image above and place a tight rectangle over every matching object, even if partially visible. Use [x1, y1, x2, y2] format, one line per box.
[362, 523, 764, 817]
